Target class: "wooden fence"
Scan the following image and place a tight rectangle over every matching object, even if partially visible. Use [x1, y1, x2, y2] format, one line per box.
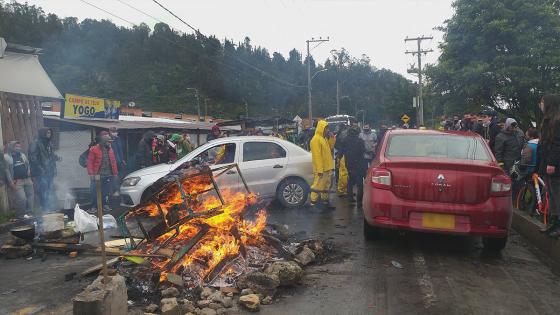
[0, 92, 44, 151]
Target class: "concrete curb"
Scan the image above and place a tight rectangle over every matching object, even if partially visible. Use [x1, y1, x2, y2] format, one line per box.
[512, 209, 560, 265]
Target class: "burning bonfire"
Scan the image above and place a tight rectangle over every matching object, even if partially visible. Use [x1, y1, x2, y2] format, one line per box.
[117, 163, 323, 312]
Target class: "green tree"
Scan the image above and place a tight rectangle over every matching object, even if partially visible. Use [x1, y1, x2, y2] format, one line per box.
[0, 1, 416, 125]
[427, 0, 560, 125]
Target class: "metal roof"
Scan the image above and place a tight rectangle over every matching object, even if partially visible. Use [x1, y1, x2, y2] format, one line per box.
[0, 50, 62, 99]
[217, 116, 294, 127]
[44, 116, 238, 132]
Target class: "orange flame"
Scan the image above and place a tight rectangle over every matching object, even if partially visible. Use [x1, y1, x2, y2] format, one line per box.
[126, 170, 267, 285]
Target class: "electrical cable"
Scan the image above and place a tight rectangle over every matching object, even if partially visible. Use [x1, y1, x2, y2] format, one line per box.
[78, 0, 135, 26]
[148, 0, 306, 88]
[78, 0, 306, 90]
[151, 0, 199, 34]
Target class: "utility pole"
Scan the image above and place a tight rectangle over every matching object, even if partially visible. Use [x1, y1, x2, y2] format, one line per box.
[405, 36, 433, 126]
[204, 98, 208, 121]
[196, 91, 201, 121]
[336, 80, 340, 115]
[186, 88, 201, 121]
[307, 37, 329, 126]
[244, 100, 249, 119]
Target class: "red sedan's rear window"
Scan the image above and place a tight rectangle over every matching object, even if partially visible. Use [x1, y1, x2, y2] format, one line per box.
[386, 134, 491, 161]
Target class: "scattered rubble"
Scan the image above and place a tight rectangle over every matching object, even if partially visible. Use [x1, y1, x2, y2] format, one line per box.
[161, 287, 180, 298]
[181, 299, 196, 313]
[72, 275, 128, 315]
[264, 261, 303, 286]
[237, 271, 280, 296]
[261, 296, 273, 305]
[166, 273, 184, 287]
[160, 297, 180, 315]
[0, 166, 342, 314]
[144, 303, 158, 313]
[295, 245, 316, 266]
[199, 307, 217, 315]
[238, 294, 261, 312]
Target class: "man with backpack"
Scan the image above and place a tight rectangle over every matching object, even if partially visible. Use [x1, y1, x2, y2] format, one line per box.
[4, 141, 34, 216]
[87, 131, 118, 211]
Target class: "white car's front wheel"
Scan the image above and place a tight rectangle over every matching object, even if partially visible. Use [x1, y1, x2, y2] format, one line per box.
[277, 178, 309, 208]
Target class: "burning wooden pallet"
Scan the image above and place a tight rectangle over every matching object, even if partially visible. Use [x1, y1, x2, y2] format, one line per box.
[118, 163, 281, 289]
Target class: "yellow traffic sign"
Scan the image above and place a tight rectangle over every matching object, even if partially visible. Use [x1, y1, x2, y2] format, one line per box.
[401, 114, 410, 124]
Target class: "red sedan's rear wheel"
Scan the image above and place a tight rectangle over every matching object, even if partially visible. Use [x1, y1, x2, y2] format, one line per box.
[363, 217, 381, 240]
[483, 236, 508, 251]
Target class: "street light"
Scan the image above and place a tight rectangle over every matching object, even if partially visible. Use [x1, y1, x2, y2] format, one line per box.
[186, 88, 200, 121]
[307, 37, 330, 126]
[306, 68, 329, 127]
[312, 68, 328, 81]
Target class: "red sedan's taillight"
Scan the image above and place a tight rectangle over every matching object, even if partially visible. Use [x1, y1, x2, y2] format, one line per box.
[491, 175, 512, 196]
[371, 168, 392, 189]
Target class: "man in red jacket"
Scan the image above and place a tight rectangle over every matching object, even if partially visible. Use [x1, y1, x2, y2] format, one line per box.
[87, 131, 118, 211]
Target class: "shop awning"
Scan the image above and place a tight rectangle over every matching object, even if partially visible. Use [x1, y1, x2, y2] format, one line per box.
[0, 50, 62, 99]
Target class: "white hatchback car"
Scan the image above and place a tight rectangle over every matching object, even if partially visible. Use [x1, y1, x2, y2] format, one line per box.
[120, 136, 313, 208]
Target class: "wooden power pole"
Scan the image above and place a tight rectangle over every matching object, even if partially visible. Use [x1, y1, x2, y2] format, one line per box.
[405, 36, 433, 127]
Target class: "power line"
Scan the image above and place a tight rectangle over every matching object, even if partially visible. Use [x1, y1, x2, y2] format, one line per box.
[151, 0, 199, 34]
[78, 0, 306, 91]
[148, 0, 306, 88]
[78, 0, 135, 26]
[116, 0, 163, 24]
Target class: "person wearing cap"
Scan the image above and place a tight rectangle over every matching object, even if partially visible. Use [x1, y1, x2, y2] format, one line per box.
[87, 131, 118, 211]
[494, 118, 524, 174]
[207, 125, 222, 142]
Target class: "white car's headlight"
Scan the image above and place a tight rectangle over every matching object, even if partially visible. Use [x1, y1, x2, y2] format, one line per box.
[122, 177, 141, 187]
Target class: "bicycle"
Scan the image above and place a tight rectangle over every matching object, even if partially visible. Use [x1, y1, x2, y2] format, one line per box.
[514, 165, 550, 225]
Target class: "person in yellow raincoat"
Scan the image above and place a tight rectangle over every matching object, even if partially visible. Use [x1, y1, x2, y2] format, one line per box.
[310, 120, 335, 209]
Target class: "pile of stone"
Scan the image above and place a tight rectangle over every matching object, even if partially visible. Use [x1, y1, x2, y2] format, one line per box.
[140, 240, 324, 314]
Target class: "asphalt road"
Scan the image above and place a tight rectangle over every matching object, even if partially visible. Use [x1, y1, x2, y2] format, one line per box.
[261, 197, 560, 315]
[1, 197, 560, 315]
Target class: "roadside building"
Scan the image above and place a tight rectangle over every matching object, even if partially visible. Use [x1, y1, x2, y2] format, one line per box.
[0, 38, 63, 214]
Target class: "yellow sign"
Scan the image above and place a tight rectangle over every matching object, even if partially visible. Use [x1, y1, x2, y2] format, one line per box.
[401, 114, 410, 124]
[63, 94, 121, 119]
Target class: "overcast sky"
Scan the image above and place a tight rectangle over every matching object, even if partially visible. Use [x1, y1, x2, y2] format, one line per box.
[23, 0, 454, 81]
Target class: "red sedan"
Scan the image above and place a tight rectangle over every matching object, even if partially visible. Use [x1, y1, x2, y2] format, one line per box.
[363, 129, 512, 250]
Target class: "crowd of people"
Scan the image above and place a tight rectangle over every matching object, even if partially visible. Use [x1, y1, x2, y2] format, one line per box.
[304, 95, 560, 238]
[0, 127, 60, 218]
[309, 121, 377, 211]
[2, 97, 560, 238]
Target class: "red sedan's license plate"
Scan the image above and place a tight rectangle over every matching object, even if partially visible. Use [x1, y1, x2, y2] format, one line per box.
[422, 213, 455, 229]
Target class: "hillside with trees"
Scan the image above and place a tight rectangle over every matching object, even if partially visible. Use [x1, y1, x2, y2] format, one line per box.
[0, 1, 416, 125]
